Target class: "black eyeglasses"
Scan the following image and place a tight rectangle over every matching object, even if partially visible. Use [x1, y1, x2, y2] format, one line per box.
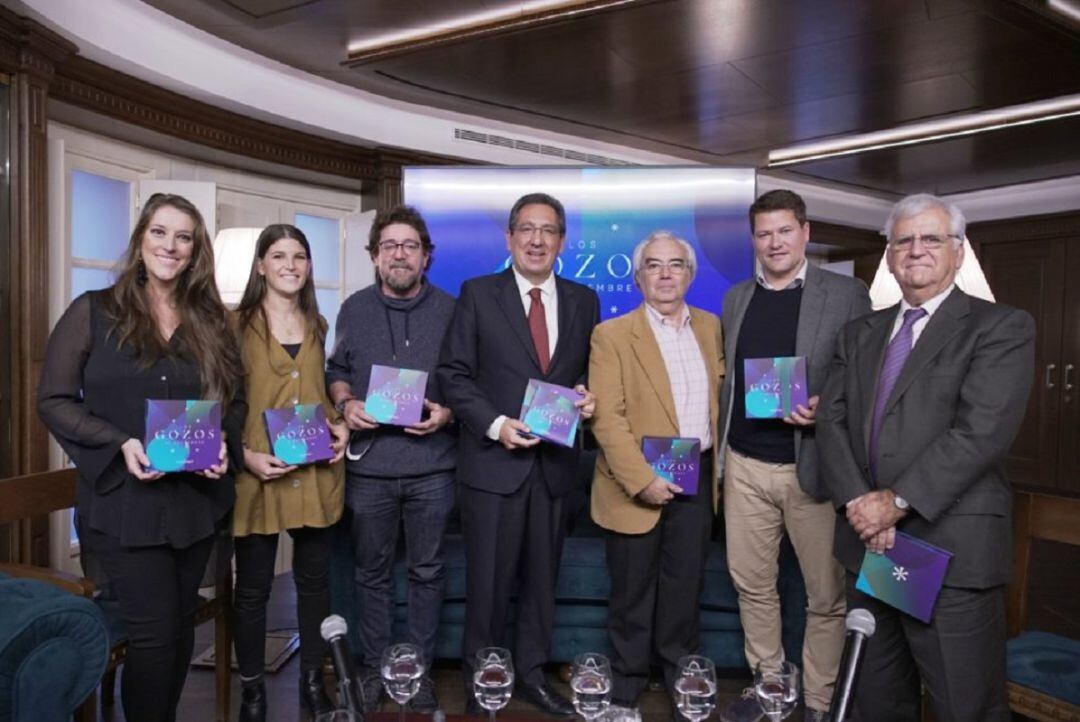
[889, 234, 960, 252]
[378, 240, 423, 254]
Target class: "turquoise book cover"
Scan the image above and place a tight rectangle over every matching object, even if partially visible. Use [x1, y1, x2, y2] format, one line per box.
[642, 436, 702, 495]
[263, 403, 335, 465]
[519, 379, 581, 447]
[365, 364, 428, 425]
[856, 531, 952, 623]
[144, 399, 222, 472]
[744, 356, 808, 418]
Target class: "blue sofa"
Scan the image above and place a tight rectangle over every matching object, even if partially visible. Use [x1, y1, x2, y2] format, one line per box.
[0, 572, 110, 722]
[330, 480, 807, 671]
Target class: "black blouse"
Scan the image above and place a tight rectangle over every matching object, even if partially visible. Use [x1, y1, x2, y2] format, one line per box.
[37, 290, 244, 549]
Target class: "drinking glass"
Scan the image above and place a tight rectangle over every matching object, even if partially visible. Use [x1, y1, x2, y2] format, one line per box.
[674, 655, 717, 722]
[754, 660, 800, 722]
[381, 642, 425, 722]
[473, 647, 515, 722]
[570, 652, 612, 721]
[315, 713, 362, 722]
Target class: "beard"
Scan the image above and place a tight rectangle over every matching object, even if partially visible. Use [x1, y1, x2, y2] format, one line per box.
[382, 266, 421, 294]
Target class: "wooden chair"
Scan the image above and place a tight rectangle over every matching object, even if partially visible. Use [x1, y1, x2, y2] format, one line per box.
[1005, 490, 1080, 722]
[0, 468, 233, 722]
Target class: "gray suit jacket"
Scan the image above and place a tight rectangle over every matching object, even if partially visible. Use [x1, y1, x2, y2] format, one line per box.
[817, 288, 1035, 588]
[717, 263, 871, 499]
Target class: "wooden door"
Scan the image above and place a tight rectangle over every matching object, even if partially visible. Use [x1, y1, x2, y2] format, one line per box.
[1059, 244, 1080, 491]
[978, 238, 1066, 489]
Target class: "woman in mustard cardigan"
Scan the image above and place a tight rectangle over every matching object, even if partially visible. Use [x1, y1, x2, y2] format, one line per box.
[232, 224, 348, 721]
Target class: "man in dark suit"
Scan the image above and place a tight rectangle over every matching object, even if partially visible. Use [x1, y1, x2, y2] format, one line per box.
[818, 193, 1035, 722]
[437, 193, 600, 717]
[718, 190, 870, 722]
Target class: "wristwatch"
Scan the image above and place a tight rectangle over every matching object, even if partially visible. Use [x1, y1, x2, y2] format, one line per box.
[893, 493, 910, 511]
[334, 398, 354, 415]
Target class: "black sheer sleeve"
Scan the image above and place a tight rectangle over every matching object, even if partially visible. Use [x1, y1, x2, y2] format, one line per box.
[223, 380, 247, 474]
[37, 293, 130, 477]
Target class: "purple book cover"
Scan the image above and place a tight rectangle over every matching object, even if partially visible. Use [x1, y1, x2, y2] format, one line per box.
[641, 436, 702, 495]
[519, 379, 581, 447]
[365, 365, 428, 426]
[263, 404, 335, 466]
[856, 531, 953, 623]
[144, 399, 222, 472]
[744, 356, 809, 418]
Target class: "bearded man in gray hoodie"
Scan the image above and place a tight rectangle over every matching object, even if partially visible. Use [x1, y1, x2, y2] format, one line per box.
[327, 205, 457, 714]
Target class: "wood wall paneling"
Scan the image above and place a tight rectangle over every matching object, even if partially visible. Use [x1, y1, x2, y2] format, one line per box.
[0, 6, 76, 565]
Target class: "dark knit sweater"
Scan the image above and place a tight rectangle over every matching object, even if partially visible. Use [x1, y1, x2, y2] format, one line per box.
[728, 284, 802, 464]
[326, 280, 457, 478]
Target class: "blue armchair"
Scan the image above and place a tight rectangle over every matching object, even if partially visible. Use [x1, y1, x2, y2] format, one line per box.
[0, 573, 109, 722]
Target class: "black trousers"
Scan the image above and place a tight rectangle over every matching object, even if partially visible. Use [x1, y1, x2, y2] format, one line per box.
[233, 525, 333, 679]
[460, 463, 564, 686]
[605, 455, 714, 705]
[846, 573, 1009, 722]
[81, 523, 216, 722]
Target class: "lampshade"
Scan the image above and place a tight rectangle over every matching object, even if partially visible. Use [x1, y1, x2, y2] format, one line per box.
[868, 236, 995, 311]
[213, 227, 261, 306]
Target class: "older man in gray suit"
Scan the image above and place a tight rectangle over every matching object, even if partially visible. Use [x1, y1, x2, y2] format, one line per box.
[718, 189, 871, 722]
[818, 194, 1034, 722]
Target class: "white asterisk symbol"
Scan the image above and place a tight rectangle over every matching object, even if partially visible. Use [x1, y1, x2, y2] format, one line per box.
[892, 565, 908, 582]
[610, 306, 618, 314]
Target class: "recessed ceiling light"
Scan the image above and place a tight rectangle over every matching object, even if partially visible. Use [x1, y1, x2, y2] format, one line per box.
[766, 93, 1080, 167]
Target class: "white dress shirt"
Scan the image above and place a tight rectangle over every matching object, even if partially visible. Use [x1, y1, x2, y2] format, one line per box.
[755, 259, 808, 290]
[889, 283, 955, 347]
[487, 268, 560, 440]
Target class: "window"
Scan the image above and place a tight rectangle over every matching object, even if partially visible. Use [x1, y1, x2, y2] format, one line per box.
[294, 212, 344, 351]
[69, 169, 134, 297]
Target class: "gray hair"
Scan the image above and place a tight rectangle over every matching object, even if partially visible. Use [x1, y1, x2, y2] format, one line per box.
[631, 230, 698, 284]
[883, 193, 966, 245]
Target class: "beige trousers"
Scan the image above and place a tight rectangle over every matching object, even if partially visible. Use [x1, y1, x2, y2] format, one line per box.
[723, 448, 846, 712]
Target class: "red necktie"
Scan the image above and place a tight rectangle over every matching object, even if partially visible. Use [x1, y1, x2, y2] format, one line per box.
[528, 287, 550, 374]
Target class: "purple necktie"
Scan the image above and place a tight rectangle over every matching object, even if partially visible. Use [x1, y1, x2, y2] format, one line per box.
[868, 307, 928, 481]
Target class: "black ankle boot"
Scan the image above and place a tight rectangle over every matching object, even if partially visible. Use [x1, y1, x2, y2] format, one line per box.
[239, 680, 267, 722]
[300, 668, 333, 717]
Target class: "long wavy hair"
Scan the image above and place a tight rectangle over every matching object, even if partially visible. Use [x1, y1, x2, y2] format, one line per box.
[235, 224, 326, 347]
[102, 193, 242, 404]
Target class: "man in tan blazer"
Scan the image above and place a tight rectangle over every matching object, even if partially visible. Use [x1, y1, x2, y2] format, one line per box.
[589, 230, 725, 716]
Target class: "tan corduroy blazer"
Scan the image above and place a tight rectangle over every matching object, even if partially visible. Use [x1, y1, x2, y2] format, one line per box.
[232, 312, 345, 537]
[589, 304, 725, 534]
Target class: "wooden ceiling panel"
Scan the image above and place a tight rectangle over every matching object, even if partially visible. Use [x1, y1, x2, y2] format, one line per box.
[788, 115, 1080, 196]
[131, 0, 1080, 194]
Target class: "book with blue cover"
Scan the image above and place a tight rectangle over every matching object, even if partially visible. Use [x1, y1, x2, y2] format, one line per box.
[263, 403, 335, 465]
[144, 399, 222, 472]
[365, 364, 428, 425]
[641, 436, 702, 495]
[518, 379, 582, 447]
[856, 531, 953, 623]
[744, 356, 809, 418]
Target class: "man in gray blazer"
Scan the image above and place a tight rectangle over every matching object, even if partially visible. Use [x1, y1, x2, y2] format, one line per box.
[817, 194, 1034, 722]
[718, 190, 871, 722]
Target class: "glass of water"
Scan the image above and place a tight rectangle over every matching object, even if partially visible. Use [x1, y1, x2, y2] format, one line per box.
[674, 655, 717, 722]
[474, 647, 514, 722]
[570, 652, 612, 721]
[754, 660, 800, 722]
[381, 642, 425, 722]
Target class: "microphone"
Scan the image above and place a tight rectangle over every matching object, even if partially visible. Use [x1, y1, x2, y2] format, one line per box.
[828, 608, 876, 721]
[320, 614, 365, 717]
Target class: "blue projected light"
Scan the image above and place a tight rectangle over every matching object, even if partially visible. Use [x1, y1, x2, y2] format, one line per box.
[402, 167, 756, 320]
[71, 170, 131, 261]
[294, 213, 341, 285]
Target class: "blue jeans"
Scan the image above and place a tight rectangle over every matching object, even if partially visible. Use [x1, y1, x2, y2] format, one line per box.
[347, 470, 455, 667]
